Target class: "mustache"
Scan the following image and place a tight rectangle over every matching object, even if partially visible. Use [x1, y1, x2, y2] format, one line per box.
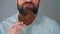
[24, 1, 34, 5]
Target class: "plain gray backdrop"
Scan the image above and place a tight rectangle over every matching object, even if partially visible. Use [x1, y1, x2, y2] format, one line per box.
[0, 0, 60, 25]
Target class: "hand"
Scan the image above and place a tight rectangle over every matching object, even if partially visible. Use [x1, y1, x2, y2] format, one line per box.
[8, 21, 26, 34]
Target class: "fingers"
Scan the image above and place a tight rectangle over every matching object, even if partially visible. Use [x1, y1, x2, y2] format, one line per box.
[8, 21, 25, 30]
[8, 21, 26, 34]
[8, 27, 18, 34]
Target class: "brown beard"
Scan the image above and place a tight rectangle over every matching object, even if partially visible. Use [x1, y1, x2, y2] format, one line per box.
[18, 11, 36, 25]
[17, 1, 40, 25]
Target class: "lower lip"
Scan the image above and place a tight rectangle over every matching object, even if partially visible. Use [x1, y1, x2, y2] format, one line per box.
[25, 4, 32, 7]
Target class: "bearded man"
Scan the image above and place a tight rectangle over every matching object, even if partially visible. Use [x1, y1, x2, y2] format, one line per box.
[0, 0, 60, 34]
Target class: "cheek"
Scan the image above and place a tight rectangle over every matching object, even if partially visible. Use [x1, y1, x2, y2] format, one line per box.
[33, 0, 39, 6]
[18, 0, 25, 5]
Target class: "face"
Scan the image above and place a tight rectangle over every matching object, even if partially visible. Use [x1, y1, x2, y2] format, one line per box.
[16, 0, 40, 15]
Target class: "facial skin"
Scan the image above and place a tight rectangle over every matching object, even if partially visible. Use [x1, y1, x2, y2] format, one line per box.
[16, 0, 40, 15]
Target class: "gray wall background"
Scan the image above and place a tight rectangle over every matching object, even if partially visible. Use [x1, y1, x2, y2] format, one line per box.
[0, 0, 60, 25]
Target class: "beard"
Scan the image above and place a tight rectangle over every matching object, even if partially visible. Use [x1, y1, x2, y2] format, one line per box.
[17, 1, 39, 16]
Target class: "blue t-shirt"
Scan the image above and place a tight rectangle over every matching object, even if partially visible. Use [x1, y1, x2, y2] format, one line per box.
[0, 13, 60, 34]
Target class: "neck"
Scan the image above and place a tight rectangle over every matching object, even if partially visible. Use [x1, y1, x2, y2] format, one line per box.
[18, 11, 37, 25]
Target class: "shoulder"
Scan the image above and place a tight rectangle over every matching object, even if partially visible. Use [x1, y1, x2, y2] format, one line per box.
[41, 15, 59, 28]
[41, 15, 58, 25]
[0, 13, 18, 34]
[33, 15, 60, 34]
[1, 13, 18, 25]
[40, 15, 60, 34]
[0, 13, 18, 29]
[0, 23, 4, 34]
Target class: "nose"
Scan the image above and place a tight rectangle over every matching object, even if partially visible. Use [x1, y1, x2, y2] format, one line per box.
[26, 0, 32, 2]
